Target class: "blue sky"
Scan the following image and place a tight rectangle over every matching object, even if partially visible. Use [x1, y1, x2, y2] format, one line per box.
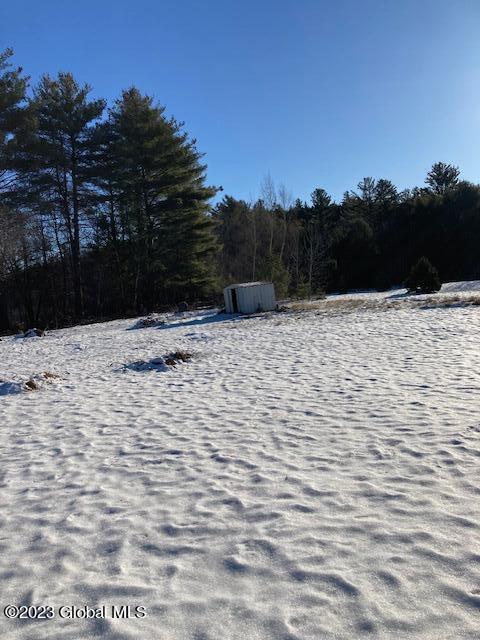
[2, 0, 479, 203]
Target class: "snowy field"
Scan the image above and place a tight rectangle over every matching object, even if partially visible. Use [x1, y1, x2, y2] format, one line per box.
[1, 283, 480, 639]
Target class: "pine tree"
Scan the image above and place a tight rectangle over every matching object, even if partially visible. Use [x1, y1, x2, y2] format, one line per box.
[102, 88, 218, 308]
[212, 196, 252, 284]
[297, 188, 333, 296]
[404, 256, 441, 293]
[425, 162, 460, 195]
[0, 48, 29, 330]
[0, 48, 29, 194]
[14, 73, 105, 317]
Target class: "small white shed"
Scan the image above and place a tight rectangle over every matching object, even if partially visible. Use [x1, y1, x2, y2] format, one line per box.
[224, 282, 276, 314]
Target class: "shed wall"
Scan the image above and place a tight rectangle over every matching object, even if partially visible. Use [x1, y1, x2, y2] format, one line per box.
[224, 288, 234, 313]
[224, 282, 276, 314]
[238, 283, 276, 313]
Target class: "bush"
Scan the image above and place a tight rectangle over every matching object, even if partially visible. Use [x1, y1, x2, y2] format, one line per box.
[404, 257, 441, 293]
[258, 254, 290, 299]
[293, 278, 311, 300]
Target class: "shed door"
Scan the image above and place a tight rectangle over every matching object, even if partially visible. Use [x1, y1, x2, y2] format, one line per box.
[231, 288, 238, 313]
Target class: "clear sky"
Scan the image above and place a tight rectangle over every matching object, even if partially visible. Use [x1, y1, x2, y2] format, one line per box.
[2, 0, 479, 203]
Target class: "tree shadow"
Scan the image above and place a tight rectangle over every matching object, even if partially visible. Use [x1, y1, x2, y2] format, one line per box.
[156, 311, 251, 330]
[387, 290, 414, 299]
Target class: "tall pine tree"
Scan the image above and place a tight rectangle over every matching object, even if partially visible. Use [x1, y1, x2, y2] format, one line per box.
[14, 73, 105, 317]
[101, 88, 218, 309]
[0, 48, 29, 194]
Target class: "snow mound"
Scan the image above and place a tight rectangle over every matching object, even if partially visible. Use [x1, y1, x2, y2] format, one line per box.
[440, 279, 480, 293]
[0, 371, 60, 395]
[14, 327, 46, 339]
[129, 314, 166, 330]
[122, 352, 193, 372]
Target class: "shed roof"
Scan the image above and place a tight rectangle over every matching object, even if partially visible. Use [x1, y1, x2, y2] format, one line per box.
[224, 281, 272, 290]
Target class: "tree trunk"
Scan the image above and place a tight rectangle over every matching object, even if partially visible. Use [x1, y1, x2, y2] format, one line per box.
[71, 138, 83, 318]
[251, 209, 257, 280]
[0, 289, 10, 333]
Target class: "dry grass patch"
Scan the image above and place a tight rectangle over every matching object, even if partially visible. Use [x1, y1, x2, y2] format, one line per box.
[122, 350, 194, 372]
[286, 292, 480, 316]
[420, 294, 480, 309]
[288, 297, 394, 314]
[164, 351, 193, 366]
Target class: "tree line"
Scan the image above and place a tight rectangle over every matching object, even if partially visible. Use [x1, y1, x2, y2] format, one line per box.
[1, 48, 479, 331]
[213, 163, 480, 299]
[0, 49, 217, 331]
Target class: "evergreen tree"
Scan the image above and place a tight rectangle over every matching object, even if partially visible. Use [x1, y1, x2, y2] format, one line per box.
[14, 73, 105, 317]
[374, 179, 398, 206]
[103, 88, 218, 308]
[212, 196, 254, 284]
[302, 188, 334, 295]
[0, 48, 29, 193]
[404, 256, 441, 293]
[425, 162, 460, 195]
[0, 48, 30, 330]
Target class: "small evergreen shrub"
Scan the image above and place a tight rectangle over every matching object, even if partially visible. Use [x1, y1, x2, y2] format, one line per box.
[404, 257, 441, 294]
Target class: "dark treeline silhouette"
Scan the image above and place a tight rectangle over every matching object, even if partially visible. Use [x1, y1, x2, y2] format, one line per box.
[0, 49, 218, 331]
[1, 48, 480, 332]
[213, 164, 480, 299]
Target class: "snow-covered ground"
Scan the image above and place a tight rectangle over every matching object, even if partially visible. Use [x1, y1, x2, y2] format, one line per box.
[1, 283, 480, 640]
